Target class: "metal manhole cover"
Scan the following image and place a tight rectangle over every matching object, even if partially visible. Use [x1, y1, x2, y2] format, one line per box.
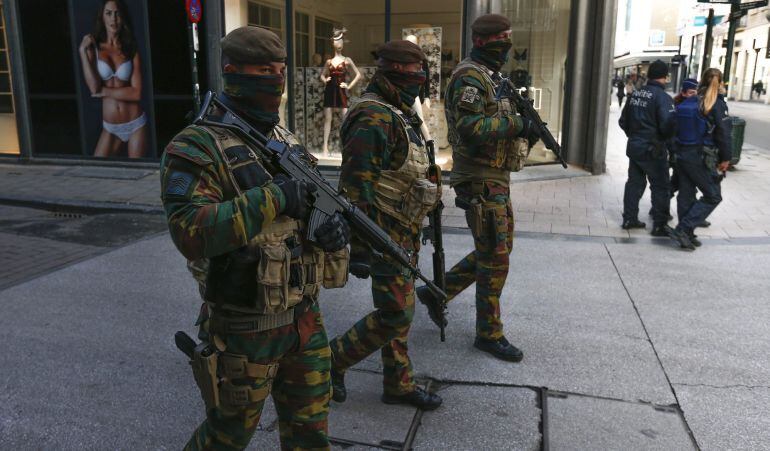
[55, 167, 155, 180]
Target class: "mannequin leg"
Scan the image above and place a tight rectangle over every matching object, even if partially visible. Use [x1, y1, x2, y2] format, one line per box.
[322, 108, 333, 156]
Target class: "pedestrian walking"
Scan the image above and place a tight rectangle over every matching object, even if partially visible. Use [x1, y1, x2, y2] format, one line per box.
[616, 78, 626, 107]
[160, 26, 351, 450]
[668, 68, 732, 250]
[619, 59, 675, 236]
[328, 40, 443, 411]
[417, 14, 541, 363]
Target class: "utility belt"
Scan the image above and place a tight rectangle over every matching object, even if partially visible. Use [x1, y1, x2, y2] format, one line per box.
[208, 296, 314, 335]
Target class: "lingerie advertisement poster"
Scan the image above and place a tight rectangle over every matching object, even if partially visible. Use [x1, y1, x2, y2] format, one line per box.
[73, 0, 155, 158]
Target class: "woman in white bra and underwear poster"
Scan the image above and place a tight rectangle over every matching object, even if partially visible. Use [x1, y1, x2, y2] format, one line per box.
[78, 0, 148, 158]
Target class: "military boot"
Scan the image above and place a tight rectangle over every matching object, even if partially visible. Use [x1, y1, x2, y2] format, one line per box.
[416, 285, 448, 329]
[381, 386, 442, 410]
[474, 336, 524, 362]
[330, 368, 347, 403]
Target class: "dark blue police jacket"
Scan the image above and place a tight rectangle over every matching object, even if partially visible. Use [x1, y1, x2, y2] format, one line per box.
[618, 80, 676, 159]
[703, 95, 733, 163]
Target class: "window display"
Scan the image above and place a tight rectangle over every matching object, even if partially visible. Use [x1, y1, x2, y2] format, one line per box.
[320, 28, 362, 156]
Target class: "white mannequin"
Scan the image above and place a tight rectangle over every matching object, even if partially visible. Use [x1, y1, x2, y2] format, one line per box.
[404, 34, 432, 142]
[320, 28, 361, 156]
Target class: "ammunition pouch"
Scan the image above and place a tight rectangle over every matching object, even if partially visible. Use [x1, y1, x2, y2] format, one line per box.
[323, 247, 350, 288]
[374, 171, 440, 227]
[218, 354, 278, 411]
[191, 342, 220, 411]
[506, 138, 531, 172]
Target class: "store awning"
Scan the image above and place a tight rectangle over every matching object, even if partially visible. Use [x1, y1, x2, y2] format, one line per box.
[613, 49, 680, 69]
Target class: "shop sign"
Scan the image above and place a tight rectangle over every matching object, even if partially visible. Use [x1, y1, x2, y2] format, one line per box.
[186, 0, 203, 24]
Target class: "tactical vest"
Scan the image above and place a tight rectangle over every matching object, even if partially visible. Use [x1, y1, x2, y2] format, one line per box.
[186, 124, 348, 316]
[446, 58, 530, 185]
[346, 93, 440, 228]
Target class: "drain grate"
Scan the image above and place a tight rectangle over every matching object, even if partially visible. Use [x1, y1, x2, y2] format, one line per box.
[49, 211, 85, 219]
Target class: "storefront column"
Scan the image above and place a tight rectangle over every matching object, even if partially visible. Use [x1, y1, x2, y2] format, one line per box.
[5, 0, 31, 160]
[205, 0, 225, 94]
[563, 0, 617, 174]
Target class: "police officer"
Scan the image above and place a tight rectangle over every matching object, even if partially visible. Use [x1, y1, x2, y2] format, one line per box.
[417, 14, 540, 363]
[160, 26, 350, 450]
[669, 68, 731, 250]
[619, 59, 676, 236]
[328, 40, 443, 410]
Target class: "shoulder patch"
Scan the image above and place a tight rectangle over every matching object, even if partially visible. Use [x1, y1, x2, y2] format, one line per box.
[461, 86, 480, 103]
[166, 171, 195, 197]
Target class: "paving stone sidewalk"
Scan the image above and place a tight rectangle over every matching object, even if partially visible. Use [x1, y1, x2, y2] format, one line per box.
[2, 105, 769, 238]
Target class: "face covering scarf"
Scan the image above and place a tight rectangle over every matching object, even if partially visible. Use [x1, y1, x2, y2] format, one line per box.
[471, 39, 513, 72]
[223, 72, 285, 125]
[376, 69, 427, 108]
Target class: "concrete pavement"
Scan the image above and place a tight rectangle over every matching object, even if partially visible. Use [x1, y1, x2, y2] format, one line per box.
[1, 229, 768, 449]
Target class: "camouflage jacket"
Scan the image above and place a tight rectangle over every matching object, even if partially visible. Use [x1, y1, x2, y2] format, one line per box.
[159, 124, 286, 262]
[340, 74, 424, 255]
[446, 57, 524, 186]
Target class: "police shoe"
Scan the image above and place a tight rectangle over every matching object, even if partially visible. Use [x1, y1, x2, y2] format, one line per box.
[473, 336, 524, 362]
[621, 219, 646, 230]
[330, 368, 347, 403]
[667, 226, 696, 251]
[688, 232, 702, 247]
[416, 285, 448, 329]
[650, 225, 670, 237]
[381, 386, 442, 411]
[697, 220, 711, 228]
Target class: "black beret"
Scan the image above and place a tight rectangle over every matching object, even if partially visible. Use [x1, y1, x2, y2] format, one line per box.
[471, 14, 512, 36]
[221, 26, 286, 64]
[375, 40, 426, 64]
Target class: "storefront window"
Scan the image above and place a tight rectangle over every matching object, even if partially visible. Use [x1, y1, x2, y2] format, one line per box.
[500, 0, 570, 164]
[0, 0, 20, 154]
[248, 1, 283, 39]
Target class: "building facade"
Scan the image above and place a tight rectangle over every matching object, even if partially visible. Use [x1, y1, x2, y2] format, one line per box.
[1, 0, 617, 174]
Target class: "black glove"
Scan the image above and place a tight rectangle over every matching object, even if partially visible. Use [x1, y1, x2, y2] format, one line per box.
[517, 116, 541, 148]
[273, 175, 317, 219]
[314, 212, 350, 252]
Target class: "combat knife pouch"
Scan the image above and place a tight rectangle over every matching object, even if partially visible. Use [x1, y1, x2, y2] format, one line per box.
[191, 342, 220, 411]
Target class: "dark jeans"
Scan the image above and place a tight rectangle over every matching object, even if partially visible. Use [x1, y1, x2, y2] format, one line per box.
[675, 147, 722, 233]
[623, 154, 671, 226]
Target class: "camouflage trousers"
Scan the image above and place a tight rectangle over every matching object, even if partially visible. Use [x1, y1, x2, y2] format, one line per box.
[185, 303, 332, 451]
[444, 182, 514, 340]
[329, 259, 416, 396]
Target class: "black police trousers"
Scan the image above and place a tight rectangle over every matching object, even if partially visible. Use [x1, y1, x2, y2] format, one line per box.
[675, 147, 722, 233]
[623, 154, 671, 227]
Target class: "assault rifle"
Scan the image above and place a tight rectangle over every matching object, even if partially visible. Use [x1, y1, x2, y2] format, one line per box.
[495, 78, 568, 168]
[193, 91, 447, 302]
[421, 140, 447, 342]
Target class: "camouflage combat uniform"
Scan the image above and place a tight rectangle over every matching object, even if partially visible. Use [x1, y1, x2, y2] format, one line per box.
[442, 57, 526, 340]
[161, 116, 346, 450]
[329, 72, 439, 396]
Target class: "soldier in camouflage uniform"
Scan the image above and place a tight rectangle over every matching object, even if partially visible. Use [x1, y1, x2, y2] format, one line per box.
[160, 27, 350, 451]
[417, 14, 541, 363]
[327, 40, 443, 411]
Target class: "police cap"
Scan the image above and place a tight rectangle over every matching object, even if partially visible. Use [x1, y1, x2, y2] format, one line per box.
[221, 26, 287, 64]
